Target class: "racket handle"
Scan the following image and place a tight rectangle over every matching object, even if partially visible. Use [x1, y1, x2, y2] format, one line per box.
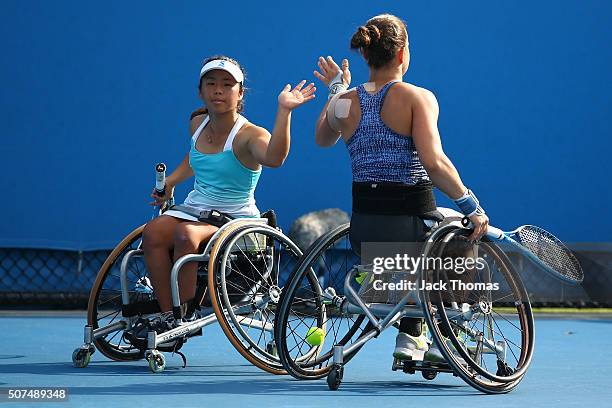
[154, 163, 166, 197]
[463, 217, 504, 240]
[486, 226, 504, 240]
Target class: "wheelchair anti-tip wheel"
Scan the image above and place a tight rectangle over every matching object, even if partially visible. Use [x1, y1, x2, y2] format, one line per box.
[420, 224, 535, 394]
[422, 369, 437, 380]
[275, 224, 374, 380]
[207, 222, 303, 374]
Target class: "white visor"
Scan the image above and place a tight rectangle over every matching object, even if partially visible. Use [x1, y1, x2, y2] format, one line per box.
[200, 59, 244, 84]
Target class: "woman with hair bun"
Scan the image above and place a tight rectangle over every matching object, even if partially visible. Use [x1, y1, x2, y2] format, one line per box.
[313, 14, 489, 362]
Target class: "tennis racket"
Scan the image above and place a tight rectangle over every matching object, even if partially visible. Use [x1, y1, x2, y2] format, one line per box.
[462, 218, 583, 284]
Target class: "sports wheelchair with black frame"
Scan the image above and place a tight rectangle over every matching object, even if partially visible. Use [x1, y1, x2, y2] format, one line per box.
[73, 206, 305, 374]
[273, 209, 535, 394]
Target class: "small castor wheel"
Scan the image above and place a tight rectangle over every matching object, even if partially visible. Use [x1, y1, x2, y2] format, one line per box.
[327, 365, 344, 391]
[496, 360, 514, 377]
[402, 362, 415, 375]
[72, 346, 94, 368]
[147, 350, 166, 373]
[266, 341, 277, 357]
[422, 369, 437, 380]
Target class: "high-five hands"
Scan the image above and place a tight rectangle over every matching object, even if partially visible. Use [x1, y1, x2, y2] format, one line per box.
[278, 80, 316, 110]
[314, 56, 351, 88]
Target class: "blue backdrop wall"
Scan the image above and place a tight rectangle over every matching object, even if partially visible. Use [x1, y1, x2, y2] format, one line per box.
[1, 0, 610, 250]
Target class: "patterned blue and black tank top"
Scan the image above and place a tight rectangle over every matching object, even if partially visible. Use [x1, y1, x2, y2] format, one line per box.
[346, 81, 430, 185]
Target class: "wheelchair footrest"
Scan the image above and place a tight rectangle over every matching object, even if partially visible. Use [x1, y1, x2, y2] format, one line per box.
[392, 358, 455, 374]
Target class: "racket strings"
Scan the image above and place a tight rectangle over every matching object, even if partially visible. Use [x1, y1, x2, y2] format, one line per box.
[516, 226, 583, 282]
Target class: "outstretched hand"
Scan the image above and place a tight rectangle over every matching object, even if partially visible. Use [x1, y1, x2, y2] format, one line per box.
[314, 56, 351, 87]
[278, 80, 316, 110]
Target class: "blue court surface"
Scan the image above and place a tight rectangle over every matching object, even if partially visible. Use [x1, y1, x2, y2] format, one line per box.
[0, 314, 610, 407]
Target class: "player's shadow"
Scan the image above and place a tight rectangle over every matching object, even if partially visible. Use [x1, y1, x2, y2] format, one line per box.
[0, 362, 268, 378]
[0, 363, 478, 397]
[0, 355, 25, 360]
[66, 379, 474, 397]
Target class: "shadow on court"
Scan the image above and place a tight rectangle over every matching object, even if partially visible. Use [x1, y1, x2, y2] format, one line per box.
[0, 362, 477, 398]
[2, 317, 611, 406]
[9, 378, 474, 398]
[0, 355, 25, 360]
[0, 362, 270, 378]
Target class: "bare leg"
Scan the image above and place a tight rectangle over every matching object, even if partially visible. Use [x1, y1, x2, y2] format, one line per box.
[172, 222, 219, 311]
[142, 215, 183, 312]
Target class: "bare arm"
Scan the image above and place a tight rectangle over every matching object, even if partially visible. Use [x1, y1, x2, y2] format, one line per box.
[412, 89, 489, 240]
[149, 116, 199, 206]
[150, 152, 193, 206]
[411, 90, 466, 200]
[315, 97, 341, 147]
[164, 114, 202, 186]
[248, 107, 292, 168]
[166, 153, 194, 187]
[249, 81, 316, 168]
[313, 56, 351, 147]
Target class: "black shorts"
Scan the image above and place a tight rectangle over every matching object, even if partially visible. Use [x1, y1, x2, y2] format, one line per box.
[349, 212, 429, 257]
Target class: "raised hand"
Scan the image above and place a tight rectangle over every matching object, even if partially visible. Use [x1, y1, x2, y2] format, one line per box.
[314, 56, 351, 88]
[278, 80, 316, 110]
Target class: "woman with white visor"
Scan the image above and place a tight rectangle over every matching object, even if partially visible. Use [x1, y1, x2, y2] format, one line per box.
[128, 55, 315, 340]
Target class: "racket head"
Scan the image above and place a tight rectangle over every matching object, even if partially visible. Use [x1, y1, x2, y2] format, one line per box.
[514, 225, 583, 284]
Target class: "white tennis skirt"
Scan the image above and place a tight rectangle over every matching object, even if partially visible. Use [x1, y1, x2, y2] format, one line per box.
[163, 202, 260, 221]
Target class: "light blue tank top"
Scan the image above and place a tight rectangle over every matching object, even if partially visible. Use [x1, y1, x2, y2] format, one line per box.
[183, 114, 261, 217]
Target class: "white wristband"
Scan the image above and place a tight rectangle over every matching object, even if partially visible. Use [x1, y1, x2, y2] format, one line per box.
[328, 71, 347, 99]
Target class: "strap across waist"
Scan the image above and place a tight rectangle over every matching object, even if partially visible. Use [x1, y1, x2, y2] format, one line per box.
[352, 181, 437, 215]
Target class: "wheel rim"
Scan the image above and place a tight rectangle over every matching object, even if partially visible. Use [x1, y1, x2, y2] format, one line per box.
[87, 225, 150, 361]
[216, 225, 302, 368]
[421, 227, 534, 391]
[276, 224, 372, 378]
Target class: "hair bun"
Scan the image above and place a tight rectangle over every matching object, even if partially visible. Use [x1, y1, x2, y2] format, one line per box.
[366, 24, 381, 42]
[349, 14, 408, 69]
[351, 25, 372, 48]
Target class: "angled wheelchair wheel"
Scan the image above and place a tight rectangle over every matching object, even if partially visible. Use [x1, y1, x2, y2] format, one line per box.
[275, 224, 373, 380]
[87, 225, 149, 361]
[207, 222, 303, 374]
[420, 224, 535, 394]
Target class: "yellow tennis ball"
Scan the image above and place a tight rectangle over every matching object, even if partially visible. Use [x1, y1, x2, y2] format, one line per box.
[355, 272, 367, 285]
[305, 327, 325, 346]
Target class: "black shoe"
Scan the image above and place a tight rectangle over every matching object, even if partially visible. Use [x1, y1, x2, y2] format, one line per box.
[123, 317, 151, 348]
[124, 313, 177, 348]
[150, 312, 177, 333]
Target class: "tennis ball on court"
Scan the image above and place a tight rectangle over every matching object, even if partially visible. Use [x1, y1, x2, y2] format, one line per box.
[305, 327, 325, 346]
